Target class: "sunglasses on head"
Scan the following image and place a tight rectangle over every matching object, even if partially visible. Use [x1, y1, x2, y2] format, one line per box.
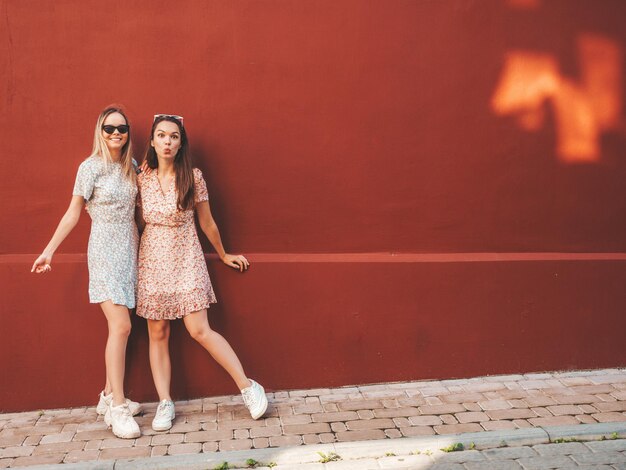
[102, 124, 130, 134]
[154, 114, 184, 126]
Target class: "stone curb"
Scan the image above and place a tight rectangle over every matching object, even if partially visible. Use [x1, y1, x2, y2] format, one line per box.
[22, 422, 626, 469]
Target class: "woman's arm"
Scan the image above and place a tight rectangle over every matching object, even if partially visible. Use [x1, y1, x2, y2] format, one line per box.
[135, 204, 146, 234]
[31, 195, 85, 273]
[196, 200, 249, 272]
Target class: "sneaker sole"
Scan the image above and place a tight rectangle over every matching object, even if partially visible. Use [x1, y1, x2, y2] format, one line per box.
[250, 394, 269, 420]
[111, 428, 141, 439]
[152, 422, 173, 432]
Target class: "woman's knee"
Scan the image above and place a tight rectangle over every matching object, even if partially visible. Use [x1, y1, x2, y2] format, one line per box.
[109, 318, 131, 338]
[188, 326, 212, 343]
[148, 321, 170, 342]
[102, 302, 132, 337]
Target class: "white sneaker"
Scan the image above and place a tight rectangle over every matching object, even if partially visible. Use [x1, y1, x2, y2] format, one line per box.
[152, 399, 175, 431]
[241, 379, 268, 420]
[105, 403, 140, 439]
[97, 391, 142, 416]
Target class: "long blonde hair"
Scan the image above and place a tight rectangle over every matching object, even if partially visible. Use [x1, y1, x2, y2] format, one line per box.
[90, 106, 136, 182]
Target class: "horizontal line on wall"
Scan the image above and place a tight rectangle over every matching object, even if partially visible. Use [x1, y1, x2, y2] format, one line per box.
[5, 252, 626, 264]
[238, 252, 626, 263]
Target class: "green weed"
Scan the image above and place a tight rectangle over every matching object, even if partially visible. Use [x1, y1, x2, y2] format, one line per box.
[317, 451, 341, 463]
[440, 443, 464, 452]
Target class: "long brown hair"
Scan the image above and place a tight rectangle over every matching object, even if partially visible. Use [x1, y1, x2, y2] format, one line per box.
[91, 106, 136, 182]
[144, 115, 195, 211]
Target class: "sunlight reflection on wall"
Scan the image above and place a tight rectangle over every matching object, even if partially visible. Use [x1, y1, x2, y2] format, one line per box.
[491, 34, 623, 163]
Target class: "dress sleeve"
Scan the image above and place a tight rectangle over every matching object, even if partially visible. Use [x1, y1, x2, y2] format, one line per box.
[193, 168, 209, 204]
[72, 159, 97, 201]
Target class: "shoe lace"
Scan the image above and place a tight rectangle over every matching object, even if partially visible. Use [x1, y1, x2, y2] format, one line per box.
[120, 405, 132, 419]
[112, 404, 132, 422]
[156, 401, 173, 418]
[242, 384, 257, 408]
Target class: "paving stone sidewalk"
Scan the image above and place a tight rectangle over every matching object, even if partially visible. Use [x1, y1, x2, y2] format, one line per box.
[1, 368, 625, 468]
[108, 424, 626, 470]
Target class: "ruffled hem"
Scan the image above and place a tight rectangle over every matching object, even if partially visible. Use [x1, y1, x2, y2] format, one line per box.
[89, 284, 136, 309]
[136, 288, 217, 320]
[89, 296, 136, 309]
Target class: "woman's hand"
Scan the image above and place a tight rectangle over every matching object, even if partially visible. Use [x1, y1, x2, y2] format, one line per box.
[31, 195, 84, 275]
[139, 160, 152, 175]
[31, 253, 52, 274]
[221, 254, 250, 272]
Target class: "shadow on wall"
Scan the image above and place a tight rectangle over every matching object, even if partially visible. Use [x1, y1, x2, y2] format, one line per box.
[492, 0, 623, 163]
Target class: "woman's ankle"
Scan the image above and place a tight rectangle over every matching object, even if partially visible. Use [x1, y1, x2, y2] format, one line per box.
[238, 378, 253, 391]
[111, 394, 126, 407]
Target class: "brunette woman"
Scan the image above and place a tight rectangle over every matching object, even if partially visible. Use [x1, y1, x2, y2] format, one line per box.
[136, 114, 267, 431]
[32, 106, 142, 439]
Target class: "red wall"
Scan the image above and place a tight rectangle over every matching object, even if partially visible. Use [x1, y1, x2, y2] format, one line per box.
[1, 0, 625, 411]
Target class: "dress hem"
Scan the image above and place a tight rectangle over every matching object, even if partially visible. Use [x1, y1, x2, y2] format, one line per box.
[88, 298, 136, 309]
[135, 299, 217, 321]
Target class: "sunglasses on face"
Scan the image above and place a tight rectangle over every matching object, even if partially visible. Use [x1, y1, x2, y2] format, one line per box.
[154, 114, 184, 126]
[102, 124, 130, 134]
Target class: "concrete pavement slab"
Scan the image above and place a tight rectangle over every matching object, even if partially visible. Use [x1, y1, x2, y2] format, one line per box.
[543, 421, 626, 442]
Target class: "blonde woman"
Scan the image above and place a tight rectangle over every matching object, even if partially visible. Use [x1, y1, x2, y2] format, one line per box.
[32, 106, 142, 438]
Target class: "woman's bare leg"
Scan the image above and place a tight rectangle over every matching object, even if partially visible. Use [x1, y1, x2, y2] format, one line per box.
[100, 301, 132, 407]
[183, 310, 251, 390]
[103, 377, 111, 396]
[147, 319, 172, 401]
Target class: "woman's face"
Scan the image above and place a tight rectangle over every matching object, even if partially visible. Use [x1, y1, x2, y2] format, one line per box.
[151, 120, 181, 160]
[101, 112, 129, 153]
